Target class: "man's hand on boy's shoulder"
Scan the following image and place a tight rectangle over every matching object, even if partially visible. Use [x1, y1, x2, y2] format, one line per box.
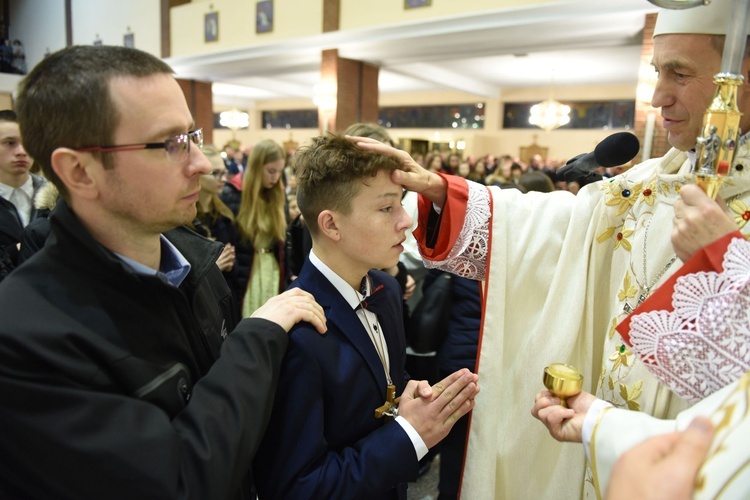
[397, 368, 480, 449]
[250, 289, 327, 334]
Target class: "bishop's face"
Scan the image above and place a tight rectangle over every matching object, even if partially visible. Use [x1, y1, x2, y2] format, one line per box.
[651, 34, 724, 152]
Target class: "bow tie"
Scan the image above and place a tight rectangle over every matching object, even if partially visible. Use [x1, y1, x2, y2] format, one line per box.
[354, 279, 387, 316]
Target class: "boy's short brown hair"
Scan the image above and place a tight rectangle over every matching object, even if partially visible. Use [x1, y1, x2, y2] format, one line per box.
[294, 134, 401, 237]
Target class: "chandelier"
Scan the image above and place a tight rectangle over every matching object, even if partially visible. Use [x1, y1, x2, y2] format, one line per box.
[529, 98, 570, 132]
[219, 109, 250, 138]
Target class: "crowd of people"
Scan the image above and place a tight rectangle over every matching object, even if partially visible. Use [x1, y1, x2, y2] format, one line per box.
[416, 150, 626, 195]
[0, 0, 749, 499]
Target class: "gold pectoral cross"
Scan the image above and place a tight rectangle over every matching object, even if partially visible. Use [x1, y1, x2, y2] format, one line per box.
[374, 384, 400, 420]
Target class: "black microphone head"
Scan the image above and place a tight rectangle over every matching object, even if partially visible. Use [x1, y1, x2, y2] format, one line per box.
[593, 132, 640, 168]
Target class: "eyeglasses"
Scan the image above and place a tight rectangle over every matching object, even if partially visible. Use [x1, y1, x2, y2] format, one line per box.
[75, 129, 203, 163]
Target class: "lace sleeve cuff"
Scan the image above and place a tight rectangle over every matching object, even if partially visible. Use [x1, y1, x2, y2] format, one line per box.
[424, 181, 491, 280]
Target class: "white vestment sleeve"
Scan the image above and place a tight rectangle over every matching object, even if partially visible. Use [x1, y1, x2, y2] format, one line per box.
[590, 377, 746, 498]
[582, 398, 613, 463]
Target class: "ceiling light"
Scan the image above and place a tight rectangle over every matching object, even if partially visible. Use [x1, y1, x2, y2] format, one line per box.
[219, 109, 250, 130]
[529, 99, 571, 132]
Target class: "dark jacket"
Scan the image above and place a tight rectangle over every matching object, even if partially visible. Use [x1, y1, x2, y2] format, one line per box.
[0, 173, 46, 281]
[219, 177, 243, 216]
[0, 200, 288, 500]
[17, 180, 59, 264]
[254, 263, 415, 500]
[422, 269, 481, 374]
[191, 209, 243, 310]
[284, 213, 312, 284]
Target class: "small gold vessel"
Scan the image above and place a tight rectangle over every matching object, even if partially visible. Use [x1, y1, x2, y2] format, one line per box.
[543, 363, 583, 408]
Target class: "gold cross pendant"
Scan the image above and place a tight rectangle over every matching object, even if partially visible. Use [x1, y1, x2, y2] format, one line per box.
[374, 384, 400, 420]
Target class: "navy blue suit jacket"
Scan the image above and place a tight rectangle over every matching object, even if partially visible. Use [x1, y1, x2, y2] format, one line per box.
[253, 259, 418, 499]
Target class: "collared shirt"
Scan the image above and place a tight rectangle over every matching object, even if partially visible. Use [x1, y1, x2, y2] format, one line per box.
[309, 249, 392, 374]
[308, 249, 428, 460]
[116, 235, 192, 287]
[0, 176, 34, 227]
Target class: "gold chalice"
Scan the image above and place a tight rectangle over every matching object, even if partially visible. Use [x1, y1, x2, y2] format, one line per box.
[543, 363, 583, 408]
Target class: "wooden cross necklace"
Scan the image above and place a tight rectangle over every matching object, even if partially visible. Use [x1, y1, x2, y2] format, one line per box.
[355, 276, 399, 421]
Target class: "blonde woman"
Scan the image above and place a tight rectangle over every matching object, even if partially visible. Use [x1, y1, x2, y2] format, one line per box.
[191, 145, 237, 275]
[235, 139, 287, 317]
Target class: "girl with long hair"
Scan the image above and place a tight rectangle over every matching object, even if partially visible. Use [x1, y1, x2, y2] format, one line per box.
[234, 139, 287, 317]
[191, 145, 237, 275]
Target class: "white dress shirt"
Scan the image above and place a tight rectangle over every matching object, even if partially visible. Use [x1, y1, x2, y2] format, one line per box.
[0, 176, 34, 227]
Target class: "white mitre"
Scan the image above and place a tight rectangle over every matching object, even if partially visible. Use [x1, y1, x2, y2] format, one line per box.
[654, 0, 740, 36]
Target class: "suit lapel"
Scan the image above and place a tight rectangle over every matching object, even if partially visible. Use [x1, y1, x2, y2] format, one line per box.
[296, 261, 389, 390]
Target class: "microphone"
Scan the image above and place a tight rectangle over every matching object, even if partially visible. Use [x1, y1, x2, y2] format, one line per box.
[558, 132, 640, 184]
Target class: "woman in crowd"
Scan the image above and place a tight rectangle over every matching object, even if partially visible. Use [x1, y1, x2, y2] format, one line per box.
[191, 145, 238, 287]
[485, 157, 513, 186]
[518, 171, 555, 193]
[467, 159, 487, 184]
[424, 152, 445, 173]
[445, 153, 461, 175]
[234, 139, 287, 317]
[456, 162, 471, 179]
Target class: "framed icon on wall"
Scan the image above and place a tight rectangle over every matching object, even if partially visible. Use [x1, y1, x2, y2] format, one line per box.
[405, 0, 431, 9]
[256, 1, 273, 34]
[205, 11, 219, 43]
[124, 33, 134, 48]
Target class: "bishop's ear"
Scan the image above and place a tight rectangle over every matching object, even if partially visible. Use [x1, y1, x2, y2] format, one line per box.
[317, 209, 341, 242]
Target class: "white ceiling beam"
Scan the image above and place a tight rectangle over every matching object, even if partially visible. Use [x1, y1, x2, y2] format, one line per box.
[387, 63, 499, 99]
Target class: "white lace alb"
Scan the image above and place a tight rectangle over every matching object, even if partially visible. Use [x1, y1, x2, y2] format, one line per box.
[424, 180, 491, 281]
[629, 238, 750, 404]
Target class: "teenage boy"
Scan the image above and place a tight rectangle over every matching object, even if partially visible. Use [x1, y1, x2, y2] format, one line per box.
[253, 134, 480, 499]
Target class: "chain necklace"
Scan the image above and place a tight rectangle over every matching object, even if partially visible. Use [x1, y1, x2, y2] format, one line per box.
[623, 216, 678, 314]
[354, 276, 392, 384]
[354, 276, 399, 419]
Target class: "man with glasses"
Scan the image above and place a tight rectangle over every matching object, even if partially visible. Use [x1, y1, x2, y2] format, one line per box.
[0, 45, 327, 499]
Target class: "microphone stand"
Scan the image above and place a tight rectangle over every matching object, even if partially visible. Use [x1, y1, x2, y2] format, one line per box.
[648, 0, 750, 199]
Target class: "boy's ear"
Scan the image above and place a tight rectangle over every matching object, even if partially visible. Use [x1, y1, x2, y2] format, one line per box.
[317, 209, 341, 242]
